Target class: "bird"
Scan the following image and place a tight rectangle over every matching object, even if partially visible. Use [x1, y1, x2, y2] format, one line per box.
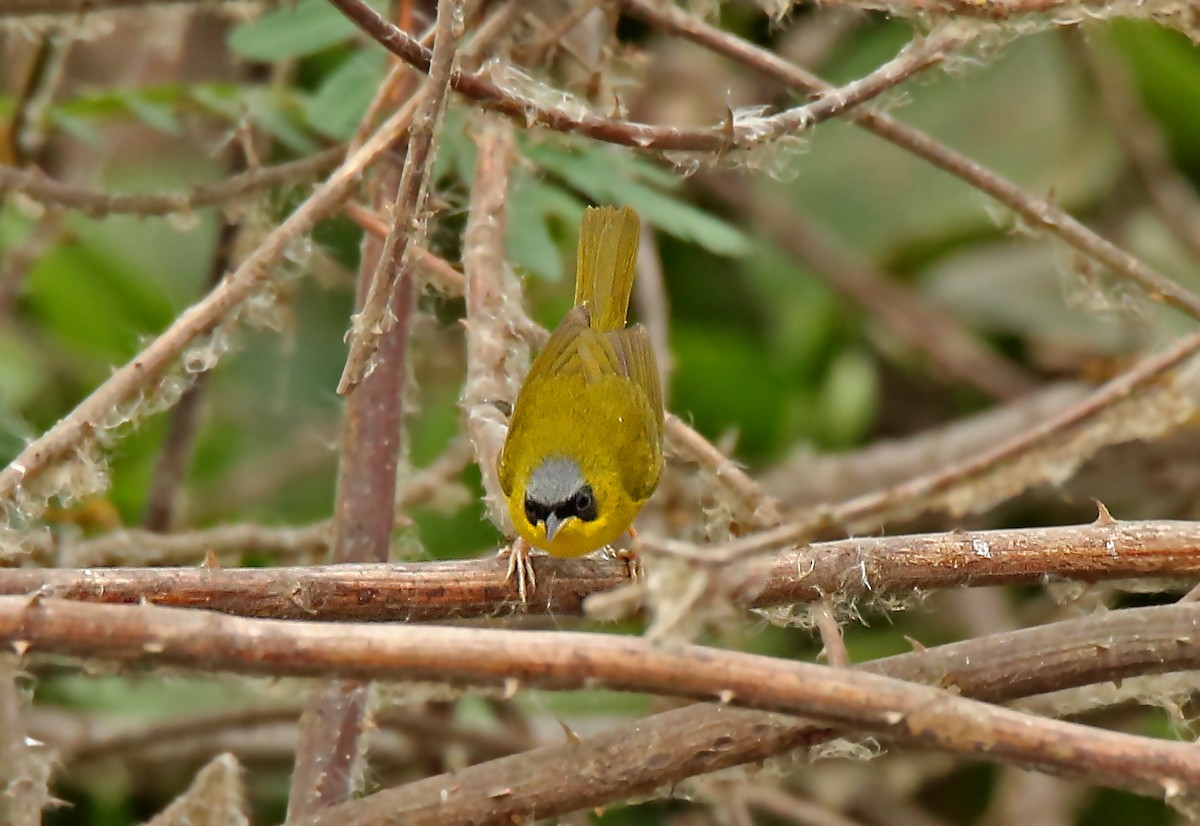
[497, 205, 664, 600]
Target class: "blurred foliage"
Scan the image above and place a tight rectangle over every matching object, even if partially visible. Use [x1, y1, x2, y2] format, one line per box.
[3, 1, 1200, 824]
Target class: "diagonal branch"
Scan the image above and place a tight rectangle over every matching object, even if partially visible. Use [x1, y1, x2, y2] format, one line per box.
[337, 0, 464, 394]
[626, 0, 1200, 324]
[329, 0, 967, 154]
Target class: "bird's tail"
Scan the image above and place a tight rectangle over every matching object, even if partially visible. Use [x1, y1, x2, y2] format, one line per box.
[573, 205, 640, 331]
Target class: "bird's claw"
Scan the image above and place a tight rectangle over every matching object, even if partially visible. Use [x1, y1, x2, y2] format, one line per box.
[500, 539, 537, 604]
[612, 546, 643, 583]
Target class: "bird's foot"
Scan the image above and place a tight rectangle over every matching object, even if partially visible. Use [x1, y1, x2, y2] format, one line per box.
[612, 526, 643, 582]
[499, 537, 537, 604]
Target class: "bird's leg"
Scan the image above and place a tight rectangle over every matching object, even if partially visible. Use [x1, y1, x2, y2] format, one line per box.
[613, 526, 643, 583]
[499, 536, 537, 604]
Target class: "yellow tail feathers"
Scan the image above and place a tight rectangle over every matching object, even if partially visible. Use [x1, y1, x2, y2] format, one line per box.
[574, 205, 641, 332]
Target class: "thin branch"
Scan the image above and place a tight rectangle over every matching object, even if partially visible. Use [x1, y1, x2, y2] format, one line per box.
[0, 147, 343, 217]
[794, 0, 1191, 22]
[337, 0, 464, 394]
[0, 656, 49, 826]
[330, 0, 967, 154]
[5, 519, 1200, 620]
[706, 324, 1200, 558]
[143, 753, 248, 826]
[701, 173, 1039, 401]
[761, 381, 1090, 507]
[0, 0, 265, 15]
[6, 598, 1200, 804]
[142, 220, 237, 531]
[1068, 30, 1200, 263]
[634, 218, 673, 393]
[0, 93, 427, 511]
[342, 201, 466, 295]
[625, 0, 1200, 324]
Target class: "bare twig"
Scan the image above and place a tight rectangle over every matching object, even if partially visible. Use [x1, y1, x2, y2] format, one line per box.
[7, 597, 1200, 803]
[0, 656, 50, 826]
[0, 148, 343, 217]
[701, 173, 1039, 400]
[142, 221, 238, 531]
[461, 117, 523, 530]
[331, 0, 967, 154]
[634, 218, 673, 392]
[0, 92, 427, 511]
[341, 201, 466, 295]
[708, 325, 1200, 557]
[0, 0, 267, 15]
[337, 0, 464, 394]
[5, 519, 1200, 620]
[762, 382, 1090, 507]
[1068, 31, 1200, 263]
[790, 0, 1193, 23]
[142, 753, 248, 826]
[626, 0, 1200, 324]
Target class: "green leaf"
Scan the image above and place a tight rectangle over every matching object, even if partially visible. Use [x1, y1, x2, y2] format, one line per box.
[525, 142, 748, 257]
[228, 0, 371, 61]
[305, 49, 387, 140]
[119, 90, 181, 135]
[243, 89, 320, 154]
[506, 174, 585, 280]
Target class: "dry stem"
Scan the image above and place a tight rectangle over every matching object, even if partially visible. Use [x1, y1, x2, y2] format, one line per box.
[5, 597, 1200, 804]
[331, 0, 966, 154]
[627, 0, 1200, 324]
[4, 519, 1200, 620]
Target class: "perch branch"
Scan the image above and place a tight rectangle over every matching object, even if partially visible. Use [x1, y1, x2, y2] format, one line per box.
[5, 519, 1200, 620]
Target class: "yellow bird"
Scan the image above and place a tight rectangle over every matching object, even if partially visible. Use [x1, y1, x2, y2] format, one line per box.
[498, 205, 664, 594]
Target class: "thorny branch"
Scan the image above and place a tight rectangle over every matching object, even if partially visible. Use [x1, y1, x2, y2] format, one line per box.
[330, 0, 966, 154]
[5, 597, 1200, 804]
[625, 0, 1200, 324]
[3, 518, 1199, 620]
[337, 0, 464, 394]
[0, 148, 344, 217]
[462, 117, 524, 530]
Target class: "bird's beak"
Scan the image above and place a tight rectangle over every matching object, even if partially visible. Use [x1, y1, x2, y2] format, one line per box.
[544, 513, 562, 543]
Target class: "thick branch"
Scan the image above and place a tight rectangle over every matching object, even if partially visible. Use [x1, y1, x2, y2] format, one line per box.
[3, 519, 1199, 620]
[4, 597, 1200, 804]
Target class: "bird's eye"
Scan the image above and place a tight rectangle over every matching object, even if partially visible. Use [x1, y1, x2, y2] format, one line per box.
[525, 499, 547, 525]
[572, 487, 598, 521]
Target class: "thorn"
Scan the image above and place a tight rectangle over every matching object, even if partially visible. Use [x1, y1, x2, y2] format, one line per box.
[502, 676, 520, 700]
[903, 635, 927, 653]
[11, 640, 30, 657]
[718, 689, 735, 704]
[202, 548, 221, 569]
[1093, 499, 1117, 526]
[556, 715, 582, 745]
